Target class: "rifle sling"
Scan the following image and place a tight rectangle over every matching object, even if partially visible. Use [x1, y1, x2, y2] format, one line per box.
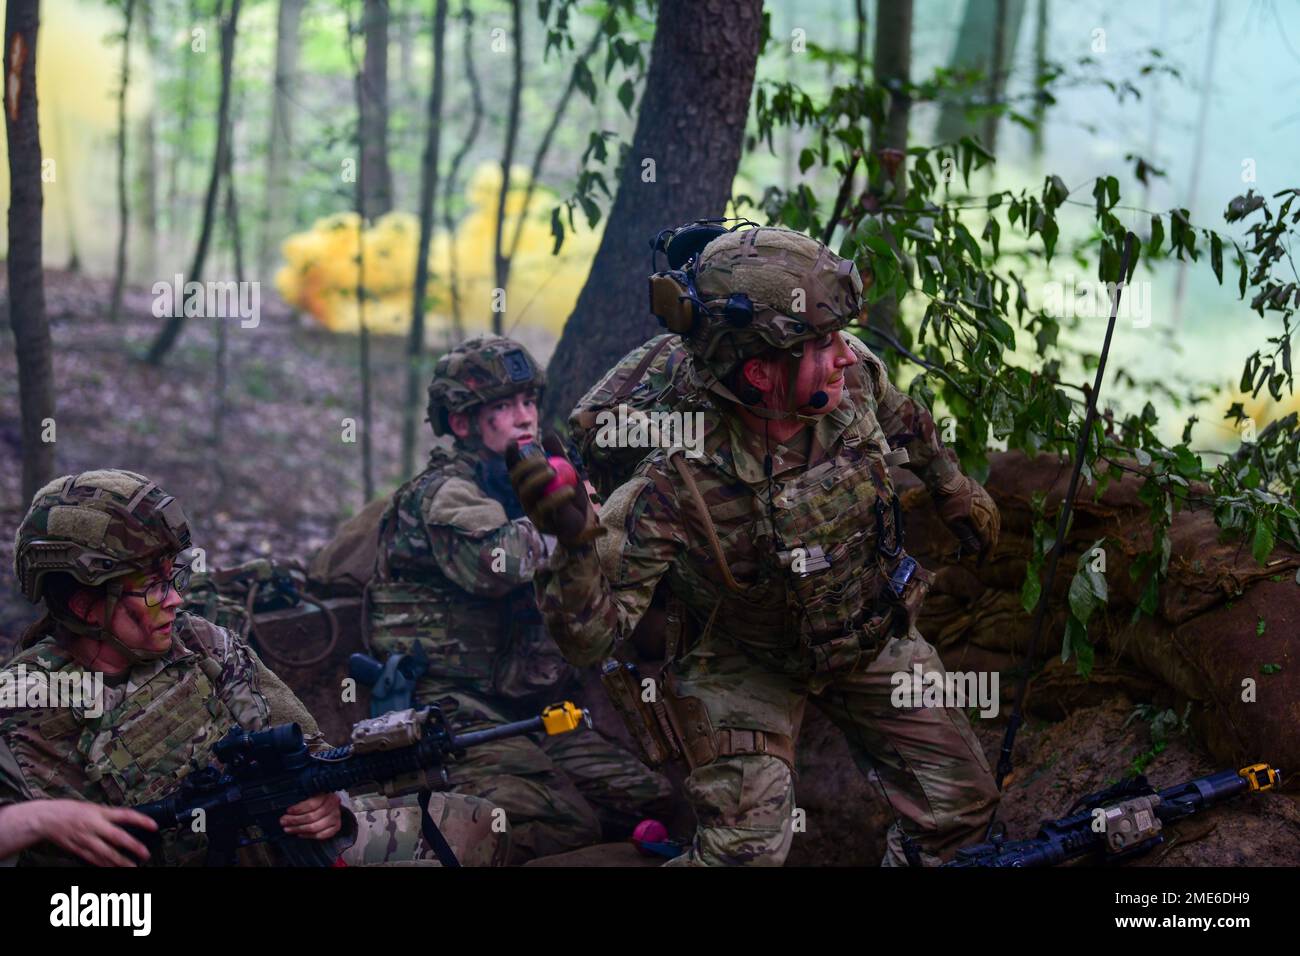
[417, 788, 462, 868]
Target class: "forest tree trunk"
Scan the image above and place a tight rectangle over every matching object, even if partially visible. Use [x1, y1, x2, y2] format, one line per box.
[5, 0, 56, 503]
[359, 0, 393, 221]
[146, 0, 241, 364]
[259, 0, 305, 280]
[109, 0, 135, 323]
[491, 0, 523, 334]
[138, 0, 158, 279]
[863, 0, 912, 340]
[402, 0, 448, 480]
[933, 0, 1026, 147]
[541, 0, 764, 425]
[443, 2, 484, 344]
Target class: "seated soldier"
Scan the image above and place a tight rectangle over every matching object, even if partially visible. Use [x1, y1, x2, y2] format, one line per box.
[0, 469, 504, 867]
[368, 335, 674, 863]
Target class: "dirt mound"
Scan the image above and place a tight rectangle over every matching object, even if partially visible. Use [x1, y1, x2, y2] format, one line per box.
[785, 697, 1300, 866]
[904, 450, 1300, 778]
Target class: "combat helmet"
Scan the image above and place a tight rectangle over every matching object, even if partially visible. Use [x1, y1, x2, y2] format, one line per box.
[14, 469, 192, 661]
[648, 222, 869, 416]
[426, 335, 546, 437]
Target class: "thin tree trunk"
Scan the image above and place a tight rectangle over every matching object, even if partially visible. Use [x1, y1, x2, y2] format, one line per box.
[854, 0, 866, 84]
[167, 0, 200, 245]
[109, 0, 135, 323]
[354, 72, 375, 504]
[402, 0, 448, 480]
[1139, 0, 1167, 217]
[934, 0, 1026, 145]
[542, 0, 764, 425]
[146, 0, 241, 364]
[442, 2, 484, 344]
[395, 0, 416, 209]
[259, 0, 306, 280]
[138, 0, 157, 278]
[1030, 0, 1048, 157]
[359, 0, 393, 220]
[1172, 0, 1223, 328]
[864, 0, 912, 339]
[5, 0, 56, 504]
[983, 0, 1008, 154]
[50, 102, 81, 272]
[505, 25, 601, 265]
[491, 0, 523, 334]
[215, 132, 243, 503]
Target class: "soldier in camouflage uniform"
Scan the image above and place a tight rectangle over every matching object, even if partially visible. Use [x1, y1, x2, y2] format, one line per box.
[510, 226, 1002, 866]
[368, 335, 673, 863]
[0, 469, 505, 867]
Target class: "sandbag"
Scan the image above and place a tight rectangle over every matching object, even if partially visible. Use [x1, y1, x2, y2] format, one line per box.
[306, 495, 391, 596]
[903, 449, 1300, 780]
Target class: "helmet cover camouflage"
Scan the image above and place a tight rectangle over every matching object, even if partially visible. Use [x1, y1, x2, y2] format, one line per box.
[426, 335, 546, 437]
[687, 226, 868, 379]
[14, 469, 192, 605]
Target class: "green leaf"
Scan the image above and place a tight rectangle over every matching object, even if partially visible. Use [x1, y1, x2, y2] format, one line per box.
[1139, 573, 1160, 615]
[1064, 615, 1095, 678]
[954, 222, 982, 264]
[1210, 232, 1223, 284]
[1256, 617, 1266, 637]
[798, 148, 815, 174]
[1021, 568, 1042, 614]
[1252, 517, 1276, 565]
[573, 59, 597, 102]
[550, 206, 565, 254]
[1148, 214, 1164, 255]
[1042, 216, 1059, 261]
[1045, 174, 1069, 209]
[1261, 663, 1282, 675]
[616, 79, 635, 115]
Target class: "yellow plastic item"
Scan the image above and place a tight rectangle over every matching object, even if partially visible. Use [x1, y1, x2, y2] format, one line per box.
[1239, 763, 1280, 791]
[540, 701, 587, 736]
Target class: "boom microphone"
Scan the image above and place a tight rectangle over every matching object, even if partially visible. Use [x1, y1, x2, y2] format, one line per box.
[808, 391, 829, 409]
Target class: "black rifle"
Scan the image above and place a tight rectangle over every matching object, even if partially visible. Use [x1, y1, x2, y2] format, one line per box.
[946, 763, 1279, 867]
[131, 701, 587, 866]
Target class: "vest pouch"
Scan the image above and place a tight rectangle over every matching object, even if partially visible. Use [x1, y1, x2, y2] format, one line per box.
[368, 583, 500, 683]
[493, 621, 579, 704]
[599, 660, 682, 768]
[90, 667, 227, 805]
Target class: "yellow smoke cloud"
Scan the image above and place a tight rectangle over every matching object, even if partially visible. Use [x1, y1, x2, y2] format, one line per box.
[275, 162, 603, 337]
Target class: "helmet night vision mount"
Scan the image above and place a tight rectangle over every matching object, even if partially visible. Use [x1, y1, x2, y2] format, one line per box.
[647, 218, 761, 337]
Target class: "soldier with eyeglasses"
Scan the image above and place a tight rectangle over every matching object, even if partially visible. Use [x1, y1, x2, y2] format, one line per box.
[0, 469, 507, 867]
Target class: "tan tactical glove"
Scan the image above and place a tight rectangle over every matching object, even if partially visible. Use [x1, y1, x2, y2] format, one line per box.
[932, 473, 1001, 561]
[506, 433, 605, 549]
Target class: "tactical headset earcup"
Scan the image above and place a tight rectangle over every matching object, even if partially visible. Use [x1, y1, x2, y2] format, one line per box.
[649, 272, 697, 334]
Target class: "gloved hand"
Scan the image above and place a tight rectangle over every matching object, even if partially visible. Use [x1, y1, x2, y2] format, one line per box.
[506, 433, 605, 549]
[932, 474, 1000, 562]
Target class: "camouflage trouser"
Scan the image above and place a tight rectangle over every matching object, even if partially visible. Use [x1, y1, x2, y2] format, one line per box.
[664, 628, 999, 867]
[342, 791, 510, 866]
[417, 688, 675, 865]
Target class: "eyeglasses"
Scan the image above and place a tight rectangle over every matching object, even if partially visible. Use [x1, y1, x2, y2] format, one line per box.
[119, 564, 193, 607]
